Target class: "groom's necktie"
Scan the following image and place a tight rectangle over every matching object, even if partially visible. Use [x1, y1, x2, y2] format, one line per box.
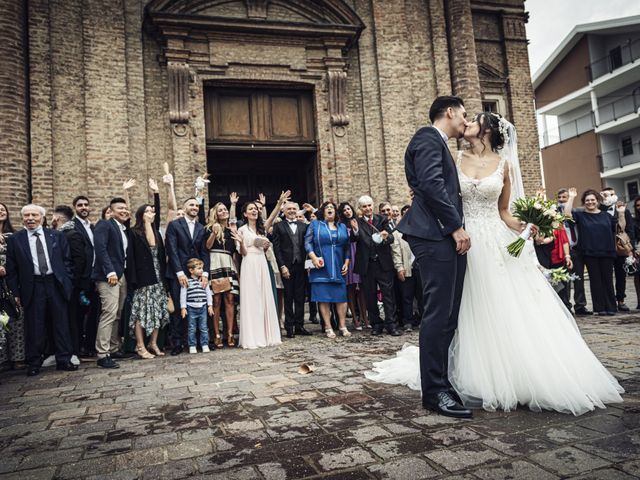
[34, 232, 48, 276]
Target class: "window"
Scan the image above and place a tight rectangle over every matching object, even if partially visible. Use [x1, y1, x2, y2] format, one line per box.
[627, 180, 639, 201]
[622, 137, 634, 156]
[610, 46, 623, 71]
[482, 101, 499, 113]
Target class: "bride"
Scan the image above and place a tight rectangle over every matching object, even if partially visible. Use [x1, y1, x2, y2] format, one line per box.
[366, 112, 624, 416]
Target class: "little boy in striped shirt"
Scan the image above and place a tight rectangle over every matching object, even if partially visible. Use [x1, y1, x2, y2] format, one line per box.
[180, 258, 213, 353]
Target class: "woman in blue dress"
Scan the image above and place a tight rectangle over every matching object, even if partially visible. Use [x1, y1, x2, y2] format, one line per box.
[305, 201, 351, 338]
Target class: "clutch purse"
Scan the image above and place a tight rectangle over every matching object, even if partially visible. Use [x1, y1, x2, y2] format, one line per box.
[211, 277, 232, 294]
[304, 258, 323, 269]
[167, 295, 175, 314]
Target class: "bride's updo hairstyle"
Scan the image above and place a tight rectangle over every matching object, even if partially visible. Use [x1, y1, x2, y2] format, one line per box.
[474, 112, 506, 152]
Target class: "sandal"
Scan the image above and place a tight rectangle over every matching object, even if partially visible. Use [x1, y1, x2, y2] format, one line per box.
[325, 329, 336, 339]
[227, 334, 236, 347]
[136, 346, 155, 360]
[214, 335, 224, 348]
[147, 343, 165, 356]
[339, 327, 352, 337]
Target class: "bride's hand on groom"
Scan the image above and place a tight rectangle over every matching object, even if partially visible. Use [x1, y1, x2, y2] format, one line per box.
[452, 227, 471, 255]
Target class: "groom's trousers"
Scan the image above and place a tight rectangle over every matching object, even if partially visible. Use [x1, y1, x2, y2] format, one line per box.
[406, 235, 467, 396]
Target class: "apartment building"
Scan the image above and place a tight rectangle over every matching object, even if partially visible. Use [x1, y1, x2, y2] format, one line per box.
[534, 15, 640, 200]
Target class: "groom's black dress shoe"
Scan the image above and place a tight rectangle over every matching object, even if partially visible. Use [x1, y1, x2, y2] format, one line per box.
[170, 346, 183, 356]
[423, 392, 473, 419]
[371, 327, 384, 336]
[295, 327, 313, 336]
[56, 362, 78, 372]
[386, 328, 401, 336]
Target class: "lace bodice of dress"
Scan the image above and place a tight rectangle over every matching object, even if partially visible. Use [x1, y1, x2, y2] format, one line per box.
[457, 153, 506, 223]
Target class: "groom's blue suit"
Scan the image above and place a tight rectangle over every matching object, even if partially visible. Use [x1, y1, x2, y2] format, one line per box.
[397, 126, 467, 397]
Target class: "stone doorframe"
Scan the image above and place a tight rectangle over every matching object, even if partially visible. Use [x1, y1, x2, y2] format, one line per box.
[145, 0, 364, 203]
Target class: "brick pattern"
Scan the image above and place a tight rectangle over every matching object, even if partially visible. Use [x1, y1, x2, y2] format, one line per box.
[1, 0, 542, 219]
[0, 0, 29, 225]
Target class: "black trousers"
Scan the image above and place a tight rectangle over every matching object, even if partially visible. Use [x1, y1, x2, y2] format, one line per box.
[569, 247, 587, 310]
[614, 255, 627, 302]
[399, 267, 423, 326]
[24, 275, 73, 367]
[168, 279, 183, 348]
[361, 259, 396, 330]
[283, 262, 306, 330]
[407, 235, 466, 396]
[584, 256, 616, 313]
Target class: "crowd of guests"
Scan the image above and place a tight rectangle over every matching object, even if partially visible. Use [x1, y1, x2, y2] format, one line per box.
[536, 186, 640, 316]
[3, 171, 637, 378]
[0, 173, 422, 377]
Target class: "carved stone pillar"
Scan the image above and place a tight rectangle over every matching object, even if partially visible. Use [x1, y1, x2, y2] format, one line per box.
[168, 61, 190, 124]
[328, 69, 349, 126]
[0, 0, 30, 219]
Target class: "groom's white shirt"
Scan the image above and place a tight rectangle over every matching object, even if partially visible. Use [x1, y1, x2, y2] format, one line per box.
[433, 126, 448, 143]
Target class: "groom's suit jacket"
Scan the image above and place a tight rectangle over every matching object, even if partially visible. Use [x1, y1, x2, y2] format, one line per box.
[397, 126, 463, 241]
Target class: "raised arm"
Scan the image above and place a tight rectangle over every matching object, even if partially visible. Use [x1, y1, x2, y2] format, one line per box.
[229, 192, 238, 221]
[162, 164, 178, 223]
[149, 178, 161, 231]
[264, 190, 291, 231]
[564, 187, 577, 219]
[122, 178, 136, 206]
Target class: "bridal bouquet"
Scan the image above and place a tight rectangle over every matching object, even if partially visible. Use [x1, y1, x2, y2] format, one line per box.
[541, 267, 579, 293]
[506, 195, 571, 257]
[0, 311, 9, 352]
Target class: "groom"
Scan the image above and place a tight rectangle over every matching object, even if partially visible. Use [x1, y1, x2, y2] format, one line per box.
[397, 96, 472, 419]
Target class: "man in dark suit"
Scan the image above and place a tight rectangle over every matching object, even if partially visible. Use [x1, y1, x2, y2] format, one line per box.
[273, 201, 311, 338]
[72, 195, 98, 355]
[600, 187, 635, 312]
[165, 197, 210, 355]
[6, 204, 77, 376]
[350, 195, 400, 337]
[92, 197, 132, 369]
[397, 96, 472, 419]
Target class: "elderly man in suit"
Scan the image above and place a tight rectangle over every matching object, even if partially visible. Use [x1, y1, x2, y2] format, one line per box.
[272, 201, 311, 338]
[165, 197, 210, 355]
[6, 204, 77, 376]
[93, 197, 132, 369]
[350, 195, 400, 337]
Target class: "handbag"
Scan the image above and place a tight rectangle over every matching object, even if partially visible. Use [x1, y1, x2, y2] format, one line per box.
[211, 277, 232, 294]
[167, 295, 175, 314]
[615, 226, 633, 257]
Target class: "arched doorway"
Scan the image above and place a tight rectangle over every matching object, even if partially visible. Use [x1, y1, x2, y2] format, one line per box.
[204, 85, 318, 210]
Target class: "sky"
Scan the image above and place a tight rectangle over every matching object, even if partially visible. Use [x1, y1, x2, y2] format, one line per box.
[526, 0, 640, 76]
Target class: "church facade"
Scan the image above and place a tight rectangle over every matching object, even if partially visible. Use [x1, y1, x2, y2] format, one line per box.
[0, 0, 539, 218]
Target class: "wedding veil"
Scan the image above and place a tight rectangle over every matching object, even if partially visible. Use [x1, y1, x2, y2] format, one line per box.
[497, 118, 525, 208]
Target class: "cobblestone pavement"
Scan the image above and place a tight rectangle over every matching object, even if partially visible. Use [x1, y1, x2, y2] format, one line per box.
[0, 314, 639, 480]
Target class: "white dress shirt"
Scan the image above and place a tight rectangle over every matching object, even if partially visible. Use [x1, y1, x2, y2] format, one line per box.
[28, 227, 53, 275]
[433, 125, 449, 143]
[287, 220, 298, 234]
[107, 220, 128, 279]
[186, 218, 197, 239]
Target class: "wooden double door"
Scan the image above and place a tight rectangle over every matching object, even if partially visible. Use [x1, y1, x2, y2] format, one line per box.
[204, 86, 318, 210]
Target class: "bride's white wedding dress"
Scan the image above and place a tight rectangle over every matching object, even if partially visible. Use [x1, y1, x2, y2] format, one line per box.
[365, 156, 624, 416]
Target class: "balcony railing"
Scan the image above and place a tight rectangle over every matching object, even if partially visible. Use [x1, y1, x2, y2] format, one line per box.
[598, 90, 640, 124]
[599, 141, 640, 172]
[586, 38, 640, 81]
[541, 112, 595, 148]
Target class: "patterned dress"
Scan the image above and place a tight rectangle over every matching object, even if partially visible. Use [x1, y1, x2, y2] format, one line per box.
[128, 246, 169, 336]
[0, 232, 26, 364]
[207, 227, 239, 297]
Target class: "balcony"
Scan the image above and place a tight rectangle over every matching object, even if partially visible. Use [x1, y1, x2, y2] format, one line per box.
[596, 90, 640, 134]
[599, 140, 640, 177]
[587, 38, 640, 82]
[540, 112, 594, 148]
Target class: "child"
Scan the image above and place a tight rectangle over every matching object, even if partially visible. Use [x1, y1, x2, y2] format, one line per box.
[180, 258, 214, 353]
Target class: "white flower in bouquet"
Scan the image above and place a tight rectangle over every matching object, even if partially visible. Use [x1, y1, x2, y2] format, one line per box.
[533, 202, 543, 210]
[0, 312, 9, 330]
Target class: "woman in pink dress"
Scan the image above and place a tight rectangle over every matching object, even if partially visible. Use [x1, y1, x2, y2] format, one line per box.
[233, 202, 282, 349]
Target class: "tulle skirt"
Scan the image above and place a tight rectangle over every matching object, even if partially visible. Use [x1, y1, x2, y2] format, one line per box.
[365, 218, 624, 416]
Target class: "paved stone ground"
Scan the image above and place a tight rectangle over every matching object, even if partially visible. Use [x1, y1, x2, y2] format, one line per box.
[0, 312, 639, 480]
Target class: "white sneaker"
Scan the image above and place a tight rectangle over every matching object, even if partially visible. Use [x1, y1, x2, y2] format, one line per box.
[42, 355, 56, 367]
[202, 345, 210, 353]
[70, 355, 80, 366]
[189, 346, 197, 354]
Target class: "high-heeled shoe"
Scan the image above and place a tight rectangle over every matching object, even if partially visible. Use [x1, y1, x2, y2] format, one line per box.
[136, 346, 155, 359]
[339, 327, 352, 337]
[214, 335, 224, 348]
[147, 343, 165, 356]
[325, 329, 336, 339]
[227, 334, 235, 347]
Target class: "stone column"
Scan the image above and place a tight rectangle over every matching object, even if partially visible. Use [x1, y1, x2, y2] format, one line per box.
[502, 13, 542, 195]
[0, 0, 30, 221]
[445, 0, 482, 115]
